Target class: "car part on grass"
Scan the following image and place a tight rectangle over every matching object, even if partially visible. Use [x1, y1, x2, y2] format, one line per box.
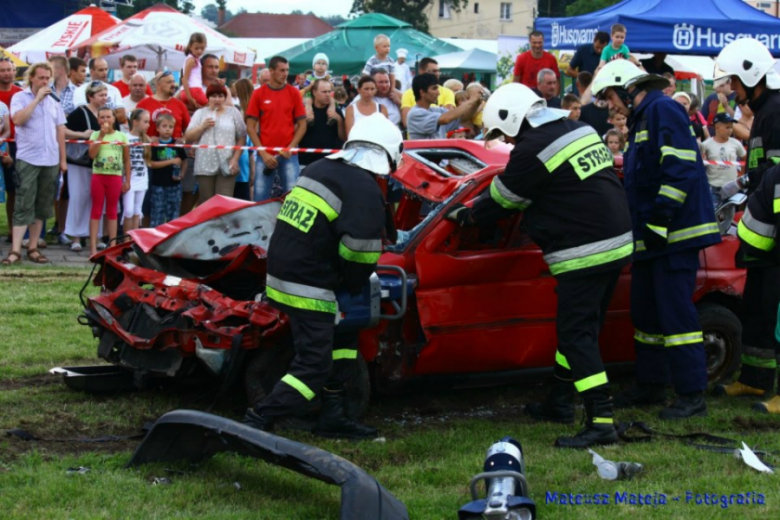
[458, 437, 535, 520]
[50, 365, 137, 393]
[588, 449, 643, 480]
[737, 442, 775, 474]
[128, 409, 409, 520]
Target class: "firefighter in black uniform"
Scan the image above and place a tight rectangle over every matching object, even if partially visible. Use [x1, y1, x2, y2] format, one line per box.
[244, 113, 404, 438]
[446, 83, 634, 448]
[714, 38, 780, 412]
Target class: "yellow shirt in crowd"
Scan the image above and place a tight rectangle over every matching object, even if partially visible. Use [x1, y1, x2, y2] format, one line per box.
[401, 86, 456, 110]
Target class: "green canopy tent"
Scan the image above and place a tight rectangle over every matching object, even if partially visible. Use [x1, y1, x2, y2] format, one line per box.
[274, 13, 463, 77]
[433, 48, 498, 88]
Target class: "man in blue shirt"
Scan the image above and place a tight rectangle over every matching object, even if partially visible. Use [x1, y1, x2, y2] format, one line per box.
[565, 31, 609, 95]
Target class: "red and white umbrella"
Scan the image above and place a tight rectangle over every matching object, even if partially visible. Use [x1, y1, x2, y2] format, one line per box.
[7, 6, 120, 64]
[71, 4, 255, 71]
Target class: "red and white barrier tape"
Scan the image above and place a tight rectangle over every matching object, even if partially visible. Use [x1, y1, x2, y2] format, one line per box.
[703, 160, 745, 166]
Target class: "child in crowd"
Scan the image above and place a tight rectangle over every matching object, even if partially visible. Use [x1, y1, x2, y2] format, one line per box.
[562, 94, 582, 121]
[605, 129, 625, 157]
[88, 106, 130, 256]
[608, 109, 628, 137]
[597, 24, 641, 70]
[234, 135, 254, 201]
[334, 87, 349, 112]
[182, 32, 208, 110]
[123, 109, 151, 238]
[149, 113, 188, 227]
[301, 53, 337, 125]
[362, 34, 396, 89]
[701, 113, 746, 208]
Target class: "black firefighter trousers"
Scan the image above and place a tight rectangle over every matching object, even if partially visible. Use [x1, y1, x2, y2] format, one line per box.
[554, 267, 622, 397]
[256, 316, 359, 419]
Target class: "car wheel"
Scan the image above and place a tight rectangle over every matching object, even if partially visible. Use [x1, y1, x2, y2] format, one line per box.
[243, 338, 371, 419]
[698, 302, 742, 383]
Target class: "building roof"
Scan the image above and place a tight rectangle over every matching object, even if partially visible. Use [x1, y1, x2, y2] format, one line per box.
[219, 13, 332, 39]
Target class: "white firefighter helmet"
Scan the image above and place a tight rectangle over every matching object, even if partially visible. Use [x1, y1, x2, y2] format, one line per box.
[591, 60, 670, 99]
[482, 83, 569, 140]
[715, 37, 780, 89]
[327, 112, 403, 175]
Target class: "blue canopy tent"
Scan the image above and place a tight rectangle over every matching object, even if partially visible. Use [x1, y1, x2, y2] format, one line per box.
[535, 0, 780, 57]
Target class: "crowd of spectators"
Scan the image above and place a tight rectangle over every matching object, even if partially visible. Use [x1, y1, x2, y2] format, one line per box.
[0, 27, 747, 264]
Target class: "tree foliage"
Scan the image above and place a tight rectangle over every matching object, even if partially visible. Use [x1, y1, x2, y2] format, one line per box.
[179, 1, 195, 14]
[200, 3, 234, 24]
[290, 9, 347, 27]
[116, 0, 179, 18]
[350, 0, 469, 34]
[565, 0, 622, 16]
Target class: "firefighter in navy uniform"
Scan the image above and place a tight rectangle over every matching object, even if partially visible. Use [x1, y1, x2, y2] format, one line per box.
[244, 113, 404, 438]
[446, 83, 634, 448]
[713, 38, 780, 411]
[592, 61, 721, 419]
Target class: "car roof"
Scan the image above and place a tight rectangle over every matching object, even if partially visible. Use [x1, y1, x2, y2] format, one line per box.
[395, 139, 510, 202]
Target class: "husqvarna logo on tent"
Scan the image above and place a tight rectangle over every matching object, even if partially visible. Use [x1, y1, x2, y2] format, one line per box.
[673, 23, 695, 50]
[552, 23, 560, 47]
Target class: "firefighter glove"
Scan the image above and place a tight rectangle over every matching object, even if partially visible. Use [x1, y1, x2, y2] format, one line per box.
[444, 204, 474, 226]
[644, 209, 672, 251]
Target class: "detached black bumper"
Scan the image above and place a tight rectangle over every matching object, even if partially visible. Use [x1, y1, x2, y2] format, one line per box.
[128, 410, 409, 520]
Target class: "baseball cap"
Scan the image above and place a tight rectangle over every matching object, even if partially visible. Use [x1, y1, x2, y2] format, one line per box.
[713, 112, 735, 124]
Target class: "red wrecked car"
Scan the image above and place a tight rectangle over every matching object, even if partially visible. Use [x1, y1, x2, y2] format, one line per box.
[71, 140, 746, 416]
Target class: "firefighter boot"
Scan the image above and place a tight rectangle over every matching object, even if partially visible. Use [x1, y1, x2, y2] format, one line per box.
[612, 383, 667, 409]
[659, 392, 707, 419]
[313, 389, 378, 440]
[243, 408, 275, 432]
[713, 381, 765, 397]
[555, 396, 618, 449]
[752, 395, 780, 414]
[524, 376, 575, 424]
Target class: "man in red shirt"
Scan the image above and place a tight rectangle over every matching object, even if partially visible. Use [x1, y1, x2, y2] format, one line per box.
[246, 56, 306, 201]
[513, 31, 561, 91]
[111, 55, 153, 98]
[0, 57, 23, 238]
[136, 72, 191, 138]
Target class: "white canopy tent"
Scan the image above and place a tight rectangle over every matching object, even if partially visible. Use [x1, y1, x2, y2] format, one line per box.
[71, 4, 255, 71]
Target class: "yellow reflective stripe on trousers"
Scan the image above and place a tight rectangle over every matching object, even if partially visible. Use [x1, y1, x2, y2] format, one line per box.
[660, 146, 697, 162]
[665, 331, 703, 347]
[575, 371, 608, 392]
[339, 235, 382, 264]
[636, 222, 720, 251]
[489, 176, 532, 210]
[537, 126, 602, 172]
[737, 208, 777, 252]
[281, 374, 315, 400]
[288, 186, 339, 222]
[774, 185, 780, 213]
[659, 184, 687, 204]
[593, 418, 613, 424]
[333, 349, 358, 360]
[555, 350, 571, 370]
[266, 275, 337, 314]
[635, 329, 664, 345]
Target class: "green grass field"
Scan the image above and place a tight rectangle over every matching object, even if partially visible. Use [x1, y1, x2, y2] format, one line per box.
[1, 268, 779, 519]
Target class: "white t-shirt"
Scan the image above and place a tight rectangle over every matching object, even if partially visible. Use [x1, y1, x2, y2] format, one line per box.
[72, 81, 123, 111]
[701, 137, 746, 187]
[126, 134, 149, 191]
[396, 62, 413, 92]
[375, 95, 401, 125]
